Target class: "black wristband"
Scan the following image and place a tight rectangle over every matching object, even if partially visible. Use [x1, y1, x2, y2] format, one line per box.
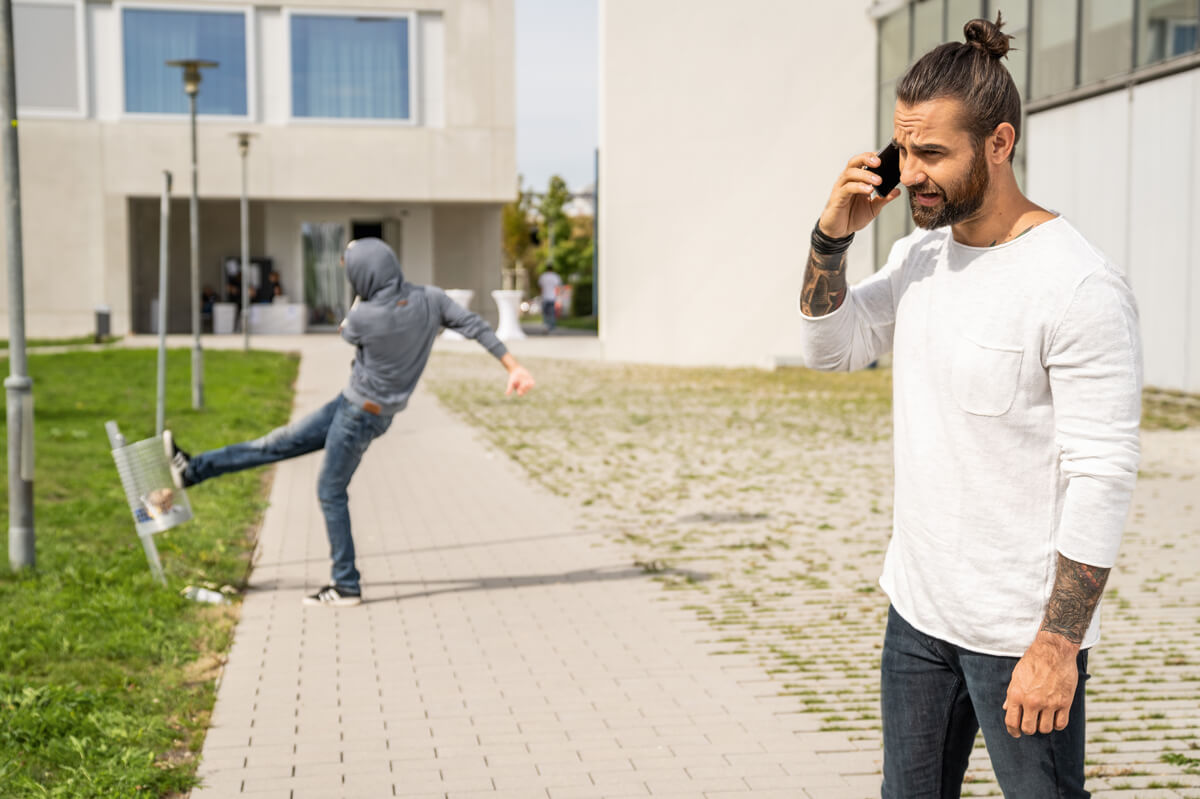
[811, 222, 854, 255]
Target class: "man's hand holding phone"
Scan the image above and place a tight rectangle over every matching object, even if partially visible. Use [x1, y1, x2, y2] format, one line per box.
[817, 144, 903, 239]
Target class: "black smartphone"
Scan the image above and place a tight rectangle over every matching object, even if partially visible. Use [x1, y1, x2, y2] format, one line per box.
[865, 142, 901, 196]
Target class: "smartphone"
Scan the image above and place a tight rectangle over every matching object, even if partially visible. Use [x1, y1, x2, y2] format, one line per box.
[865, 142, 901, 196]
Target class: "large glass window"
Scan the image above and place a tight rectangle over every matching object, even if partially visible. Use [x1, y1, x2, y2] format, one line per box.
[912, 0, 946, 59]
[947, 0, 984, 36]
[1081, 0, 1134, 84]
[1031, 0, 1079, 99]
[123, 8, 248, 115]
[14, 1, 81, 113]
[291, 14, 411, 120]
[990, 1, 1030, 98]
[880, 8, 912, 83]
[1138, 0, 1200, 67]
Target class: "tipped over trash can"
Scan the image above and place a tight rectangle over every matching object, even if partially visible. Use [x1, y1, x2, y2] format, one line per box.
[106, 421, 193, 584]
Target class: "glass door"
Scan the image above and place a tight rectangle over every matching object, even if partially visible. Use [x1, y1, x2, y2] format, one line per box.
[301, 222, 348, 328]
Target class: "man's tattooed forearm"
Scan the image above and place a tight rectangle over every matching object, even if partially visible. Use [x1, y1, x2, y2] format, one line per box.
[1040, 553, 1110, 645]
[800, 248, 848, 317]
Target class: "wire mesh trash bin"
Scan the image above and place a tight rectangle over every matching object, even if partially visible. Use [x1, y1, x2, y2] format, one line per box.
[107, 421, 193, 584]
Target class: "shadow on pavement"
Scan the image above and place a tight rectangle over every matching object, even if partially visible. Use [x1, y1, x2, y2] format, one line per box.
[251, 528, 616, 571]
[243, 562, 711, 603]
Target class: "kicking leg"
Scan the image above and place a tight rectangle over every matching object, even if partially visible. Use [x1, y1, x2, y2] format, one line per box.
[170, 396, 341, 486]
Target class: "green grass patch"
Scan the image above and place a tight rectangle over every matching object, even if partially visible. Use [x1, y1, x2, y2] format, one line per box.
[0, 348, 297, 798]
[0, 335, 121, 350]
[555, 315, 598, 332]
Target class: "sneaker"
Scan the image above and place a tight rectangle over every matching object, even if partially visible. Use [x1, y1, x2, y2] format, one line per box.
[303, 585, 362, 607]
[162, 429, 192, 489]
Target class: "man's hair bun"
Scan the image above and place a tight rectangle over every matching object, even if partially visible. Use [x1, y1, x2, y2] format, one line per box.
[964, 13, 1013, 59]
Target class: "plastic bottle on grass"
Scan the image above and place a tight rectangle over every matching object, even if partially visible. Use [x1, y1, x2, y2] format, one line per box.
[183, 585, 230, 605]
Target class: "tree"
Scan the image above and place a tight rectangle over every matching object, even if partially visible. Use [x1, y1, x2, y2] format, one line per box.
[537, 175, 574, 276]
[501, 177, 535, 290]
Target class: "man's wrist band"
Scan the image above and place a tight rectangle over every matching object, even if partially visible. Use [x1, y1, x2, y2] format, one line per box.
[811, 222, 854, 255]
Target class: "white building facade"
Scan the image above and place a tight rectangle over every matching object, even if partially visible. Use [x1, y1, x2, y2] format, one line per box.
[1, 0, 514, 336]
[597, 0, 880, 368]
[599, 0, 1200, 392]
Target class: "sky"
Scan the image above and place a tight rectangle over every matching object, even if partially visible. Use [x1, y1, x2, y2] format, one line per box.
[515, 0, 598, 194]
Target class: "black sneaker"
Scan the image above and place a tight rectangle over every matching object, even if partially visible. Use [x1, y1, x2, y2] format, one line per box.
[303, 585, 362, 607]
[162, 430, 193, 489]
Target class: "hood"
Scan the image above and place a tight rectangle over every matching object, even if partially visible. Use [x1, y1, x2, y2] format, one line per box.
[343, 237, 403, 300]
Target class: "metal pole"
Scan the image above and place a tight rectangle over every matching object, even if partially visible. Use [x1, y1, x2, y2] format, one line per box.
[189, 90, 203, 409]
[1, 0, 34, 570]
[239, 136, 249, 352]
[156, 171, 171, 436]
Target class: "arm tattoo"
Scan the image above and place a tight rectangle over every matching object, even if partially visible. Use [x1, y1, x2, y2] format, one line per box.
[1040, 553, 1111, 644]
[800, 247, 848, 317]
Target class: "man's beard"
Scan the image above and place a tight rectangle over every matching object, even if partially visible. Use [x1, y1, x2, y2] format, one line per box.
[907, 144, 990, 230]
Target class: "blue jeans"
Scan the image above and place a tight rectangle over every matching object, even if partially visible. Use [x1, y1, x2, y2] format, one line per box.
[542, 298, 557, 331]
[881, 606, 1089, 799]
[187, 395, 393, 593]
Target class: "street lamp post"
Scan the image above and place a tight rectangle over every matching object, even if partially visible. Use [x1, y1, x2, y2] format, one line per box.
[232, 132, 254, 352]
[2, 0, 34, 570]
[166, 58, 216, 410]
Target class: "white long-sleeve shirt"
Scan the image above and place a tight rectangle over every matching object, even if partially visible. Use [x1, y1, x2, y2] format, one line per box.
[800, 216, 1142, 656]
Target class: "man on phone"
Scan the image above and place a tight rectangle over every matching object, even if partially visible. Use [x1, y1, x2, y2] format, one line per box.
[799, 15, 1142, 797]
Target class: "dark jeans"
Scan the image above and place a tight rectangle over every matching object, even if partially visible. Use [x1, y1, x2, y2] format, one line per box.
[542, 298, 557, 331]
[881, 606, 1090, 799]
[187, 394, 393, 593]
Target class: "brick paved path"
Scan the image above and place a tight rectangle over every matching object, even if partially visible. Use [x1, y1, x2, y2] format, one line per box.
[189, 338, 876, 799]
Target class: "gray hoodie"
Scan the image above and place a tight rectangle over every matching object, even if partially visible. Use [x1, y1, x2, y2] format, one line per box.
[340, 237, 508, 415]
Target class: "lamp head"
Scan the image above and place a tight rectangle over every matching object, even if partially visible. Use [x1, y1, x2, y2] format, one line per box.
[232, 131, 255, 157]
[165, 59, 218, 96]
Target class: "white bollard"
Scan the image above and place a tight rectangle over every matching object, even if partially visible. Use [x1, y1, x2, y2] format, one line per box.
[491, 289, 527, 341]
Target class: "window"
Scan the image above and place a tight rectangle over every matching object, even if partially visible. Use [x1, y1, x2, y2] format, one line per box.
[879, 8, 911, 84]
[1081, 0, 1134, 84]
[14, 0, 84, 115]
[1138, 0, 1200, 67]
[947, 0, 983, 36]
[290, 13, 412, 120]
[1031, 0, 1079, 99]
[122, 7, 248, 115]
[912, 0, 946, 59]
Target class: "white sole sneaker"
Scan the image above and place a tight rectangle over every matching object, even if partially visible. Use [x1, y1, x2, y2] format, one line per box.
[303, 585, 362, 607]
[163, 430, 188, 489]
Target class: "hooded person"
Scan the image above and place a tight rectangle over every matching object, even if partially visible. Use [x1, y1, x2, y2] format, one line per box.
[160, 237, 535, 606]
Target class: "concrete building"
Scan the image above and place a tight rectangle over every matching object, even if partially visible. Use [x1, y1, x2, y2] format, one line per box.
[599, 0, 1200, 392]
[1, 0, 514, 337]
[598, 0, 879, 368]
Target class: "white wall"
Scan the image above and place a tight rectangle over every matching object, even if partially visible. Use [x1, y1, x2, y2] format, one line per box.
[1026, 68, 1200, 392]
[598, 1, 878, 367]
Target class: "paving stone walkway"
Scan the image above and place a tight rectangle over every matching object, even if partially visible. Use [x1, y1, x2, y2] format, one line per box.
[188, 337, 875, 798]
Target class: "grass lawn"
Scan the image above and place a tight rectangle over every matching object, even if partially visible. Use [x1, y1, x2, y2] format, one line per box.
[555, 315, 598, 332]
[0, 335, 121, 350]
[0, 348, 298, 798]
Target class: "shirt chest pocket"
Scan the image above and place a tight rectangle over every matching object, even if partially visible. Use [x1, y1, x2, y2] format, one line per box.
[951, 336, 1024, 417]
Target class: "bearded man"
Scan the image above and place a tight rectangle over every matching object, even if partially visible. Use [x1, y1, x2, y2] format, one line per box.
[799, 15, 1142, 798]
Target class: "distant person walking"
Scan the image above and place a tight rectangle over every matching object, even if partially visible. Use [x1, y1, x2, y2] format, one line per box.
[163, 238, 535, 607]
[538, 265, 562, 333]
